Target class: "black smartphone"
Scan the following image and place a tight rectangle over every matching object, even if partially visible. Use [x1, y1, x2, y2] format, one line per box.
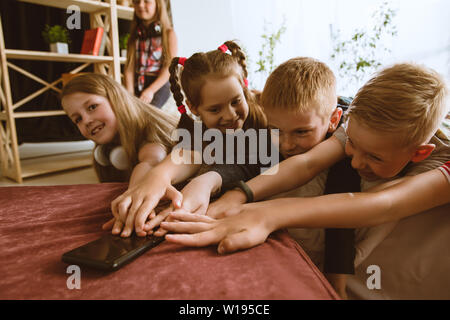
[61, 233, 164, 271]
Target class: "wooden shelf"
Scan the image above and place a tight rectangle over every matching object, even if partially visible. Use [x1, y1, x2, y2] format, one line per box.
[1, 1, 126, 183]
[20, 150, 93, 179]
[6, 49, 114, 63]
[18, 0, 134, 20]
[0, 110, 66, 120]
[6, 49, 126, 64]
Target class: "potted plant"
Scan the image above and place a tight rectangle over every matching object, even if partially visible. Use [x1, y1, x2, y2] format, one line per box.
[42, 24, 71, 54]
[119, 33, 130, 58]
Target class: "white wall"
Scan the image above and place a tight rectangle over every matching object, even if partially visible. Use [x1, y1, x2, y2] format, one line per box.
[171, 0, 450, 94]
[390, 0, 450, 76]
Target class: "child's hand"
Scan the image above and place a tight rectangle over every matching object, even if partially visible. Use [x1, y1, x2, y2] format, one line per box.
[110, 171, 182, 237]
[102, 216, 134, 235]
[207, 189, 247, 219]
[139, 88, 154, 104]
[161, 203, 273, 254]
[181, 172, 222, 215]
[142, 205, 173, 235]
[102, 217, 116, 231]
[145, 172, 222, 237]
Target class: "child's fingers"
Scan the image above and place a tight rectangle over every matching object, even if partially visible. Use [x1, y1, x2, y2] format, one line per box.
[121, 206, 139, 237]
[160, 221, 212, 234]
[165, 185, 183, 208]
[143, 211, 160, 232]
[169, 211, 216, 223]
[117, 196, 133, 223]
[112, 219, 124, 235]
[153, 227, 168, 237]
[102, 217, 116, 230]
[143, 209, 171, 232]
[134, 197, 160, 233]
[127, 196, 149, 231]
[218, 230, 263, 254]
[143, 209, 157, 231]
[111, 195, 123, 220]
[165, 229, 222, 247]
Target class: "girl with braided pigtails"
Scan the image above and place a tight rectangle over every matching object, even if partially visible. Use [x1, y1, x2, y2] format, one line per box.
[107, 41, 267, 238]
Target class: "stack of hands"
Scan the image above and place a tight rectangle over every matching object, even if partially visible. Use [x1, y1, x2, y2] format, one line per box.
[102, 171, 273, 254]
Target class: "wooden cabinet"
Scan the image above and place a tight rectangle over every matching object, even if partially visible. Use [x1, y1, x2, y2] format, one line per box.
[0, 0, 133, 183]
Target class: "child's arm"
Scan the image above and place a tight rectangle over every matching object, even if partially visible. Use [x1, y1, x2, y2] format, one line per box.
[111, 148, 202, 237]
[158, 129, 345, 220]
[124, 51, 135, 95]
[162, 165, 450, 253]
[249, 136, 345, 200]
[128, 143, 167, 187]
[175, 171, 223, 215]
[103, 142, 167, 232]
[166, 163, 259, 220]
[206, 136, 345, 217]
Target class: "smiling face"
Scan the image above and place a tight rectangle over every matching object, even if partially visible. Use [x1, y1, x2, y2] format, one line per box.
[265, 99, 342, 159]
[133, 0, 157, 22]
[190, 75, 249, 133]
[62, 92, 118, 145]
[344, 117, 416, 181]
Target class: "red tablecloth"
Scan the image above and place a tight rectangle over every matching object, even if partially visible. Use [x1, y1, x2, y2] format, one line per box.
[0, 183, 338, 300]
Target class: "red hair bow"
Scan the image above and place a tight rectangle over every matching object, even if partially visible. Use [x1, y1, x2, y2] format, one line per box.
[244, 78, 249, 87]
[218, 44, 228, 53]
[178, 105, 186, 114]
[178, 57, 187, 66]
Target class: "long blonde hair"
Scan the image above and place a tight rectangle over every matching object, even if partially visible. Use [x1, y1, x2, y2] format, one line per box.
[61, 73, 178, 172]
[126, 0, 173, 70]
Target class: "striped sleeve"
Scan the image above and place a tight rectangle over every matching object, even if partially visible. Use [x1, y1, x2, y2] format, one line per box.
[438, 161, 450, 183]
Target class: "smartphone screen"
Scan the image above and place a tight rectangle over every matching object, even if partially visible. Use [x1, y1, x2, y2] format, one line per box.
[62, 233, 164, 271]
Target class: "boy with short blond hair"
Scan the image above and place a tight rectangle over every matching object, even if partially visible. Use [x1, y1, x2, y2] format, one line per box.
[258, 57, 342, 162]
[261, 56, 337, 117]
[259, 57, 359, 296]
[334, 63, 449, 184]
[349, 63, 447, 147]
[345, 63, 448, 173]
[148, 56, 351, 296]
[161, 62, 450, 299]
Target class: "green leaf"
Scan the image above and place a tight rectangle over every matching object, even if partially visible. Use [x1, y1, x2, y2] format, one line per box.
[42, 24, 71, 44]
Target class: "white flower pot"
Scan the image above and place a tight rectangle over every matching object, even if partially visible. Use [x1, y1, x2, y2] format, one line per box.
[50, 42, 69, 54]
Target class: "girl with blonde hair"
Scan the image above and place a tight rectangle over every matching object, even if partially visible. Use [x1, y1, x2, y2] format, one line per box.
[124, 0, 177, 107]
[61, 73, 178, 185]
